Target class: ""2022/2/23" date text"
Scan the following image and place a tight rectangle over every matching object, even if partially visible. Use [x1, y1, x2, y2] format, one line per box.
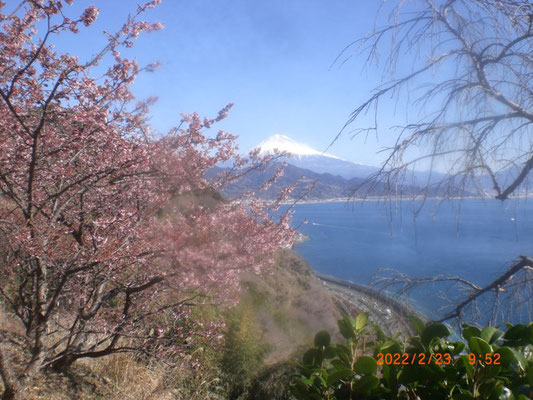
[376, 352, 501, 366]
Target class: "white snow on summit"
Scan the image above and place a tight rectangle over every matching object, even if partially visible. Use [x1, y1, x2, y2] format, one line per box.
[255, 134, 342, 160]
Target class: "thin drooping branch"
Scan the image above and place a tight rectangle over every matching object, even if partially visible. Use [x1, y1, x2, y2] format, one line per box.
[372, 256, 533, 323]
[438, 256, 533, 322]
[496, 155, 533, 200]
[372, 270, 482, 294]
[331, 0, 533, 327]
[333, 0, 532, 201]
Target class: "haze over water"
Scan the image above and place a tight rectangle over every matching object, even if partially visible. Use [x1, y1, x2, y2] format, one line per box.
[288, 198, 533, 322]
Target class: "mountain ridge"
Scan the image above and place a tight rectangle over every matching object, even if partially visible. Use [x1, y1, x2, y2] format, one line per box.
[208, 162, 461, 201]
[251, 135, 531, 197]
[255, 134, 342, 160]
[254, 134, 380, 179]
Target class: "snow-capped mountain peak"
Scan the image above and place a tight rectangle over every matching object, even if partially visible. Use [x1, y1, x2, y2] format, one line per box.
[252, 134, 379, 179]
[255, 134, 342, 160]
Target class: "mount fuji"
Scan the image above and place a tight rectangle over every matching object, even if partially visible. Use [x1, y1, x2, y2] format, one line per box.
[209, 135, 473, 200]
[254, 134, 379, 179]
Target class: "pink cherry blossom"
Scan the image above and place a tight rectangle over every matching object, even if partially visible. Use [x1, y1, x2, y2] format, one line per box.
[0, 1, 294, 396]
[81, 5, 99, 26]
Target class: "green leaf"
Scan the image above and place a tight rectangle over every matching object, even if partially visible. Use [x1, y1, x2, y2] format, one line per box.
[450, 341, 466, 355]
[398, 365, 427, 384]
[323, 346, 336, 360]
[481, 326, 504, 344]
[354, 375, 379, 395]
[314, 330, 331, 348]
[290, 380, 312, 399]
[330, 359, 345, 369]
[380, 340, 402, 355]
[355, 312, 368, 330]
[497, 346, 527, 371]
[453, 388, 474, 400]
[326, 367, 353, 385]
[314, 369, 328, 387]
[353, 355, 377, 375]
[483, 363, 502, 379]
[407, 336, 425, 351]
[421, 322, 451, 346]
[527, 361, 533, 388]
[503, 324, 531, 346]
[468, 336, 492, 355]
[303, 348, 324, 366]
[509, 348, 527, 371]
[479, 380, 503, 398]
[462, 324, 482, 342]
[460, 355, 474, 380]
[496, 346, 517, 367]
[409, 315, 425, 335]
[338, 316, 355, 340]
[372, 322, 387, 341]
[381, 364, 398, 390]
[299, 376, 314, 386]
[334, 344, 352, 365]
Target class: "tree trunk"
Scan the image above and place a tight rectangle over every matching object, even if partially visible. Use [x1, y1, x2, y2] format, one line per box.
[0, 343, 23, 400]
[1, 386, 23, 400]
[49, 355, 76, 373]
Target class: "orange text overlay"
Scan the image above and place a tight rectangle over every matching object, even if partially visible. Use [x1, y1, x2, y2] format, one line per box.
[376, 353, 502, 366]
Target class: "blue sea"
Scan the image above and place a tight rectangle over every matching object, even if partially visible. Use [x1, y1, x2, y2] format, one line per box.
[283, 199, 533, 323]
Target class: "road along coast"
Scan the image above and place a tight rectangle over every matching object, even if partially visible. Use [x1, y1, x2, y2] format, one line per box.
[315, 273, 426, 337]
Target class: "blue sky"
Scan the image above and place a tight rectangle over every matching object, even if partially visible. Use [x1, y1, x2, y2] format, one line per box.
[22, 0, 417, 166]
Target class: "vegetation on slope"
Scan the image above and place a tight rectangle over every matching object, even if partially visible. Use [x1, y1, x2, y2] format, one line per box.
[1, 249, 342, 399]
[293, 315, 533, 400]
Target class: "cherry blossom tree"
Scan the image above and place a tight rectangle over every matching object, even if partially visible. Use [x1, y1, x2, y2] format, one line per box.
[0, 1, 295, 399]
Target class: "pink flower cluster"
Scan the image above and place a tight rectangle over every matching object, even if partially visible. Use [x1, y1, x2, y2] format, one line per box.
[81, 5, 99, 26]
[0, 0, 295, 373]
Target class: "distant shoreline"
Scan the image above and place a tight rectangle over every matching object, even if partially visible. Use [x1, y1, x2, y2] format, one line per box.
[280, 194, 533, 205]
[234, 194, 532, 207]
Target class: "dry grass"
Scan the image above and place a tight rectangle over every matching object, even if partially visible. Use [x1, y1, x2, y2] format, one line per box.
[82, 355, 176, 400]
[0, 344, 221, 400]
[1, 248, 342, 399]
[0, 308, 24, 338]
[0, 305, 214, 400]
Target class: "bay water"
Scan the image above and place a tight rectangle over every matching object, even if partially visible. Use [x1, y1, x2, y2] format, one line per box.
[285, 198, 533, 323]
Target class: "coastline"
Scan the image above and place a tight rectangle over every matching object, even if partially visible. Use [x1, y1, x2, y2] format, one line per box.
[315, 273, 425, 337]
[280, 194, 533, 206]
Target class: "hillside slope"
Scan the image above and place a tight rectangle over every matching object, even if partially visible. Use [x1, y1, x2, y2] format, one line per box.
[210, 163, 459, 201]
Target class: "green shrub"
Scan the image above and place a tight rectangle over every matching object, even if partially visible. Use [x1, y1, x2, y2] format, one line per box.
[291, 314, 532, 399]
[245, 362, 297, 400]
[221, 300, 270, 399]
[243, 280, 271, 309]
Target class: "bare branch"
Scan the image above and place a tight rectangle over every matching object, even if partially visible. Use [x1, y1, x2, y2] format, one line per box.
[438, 256, 533, 321]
